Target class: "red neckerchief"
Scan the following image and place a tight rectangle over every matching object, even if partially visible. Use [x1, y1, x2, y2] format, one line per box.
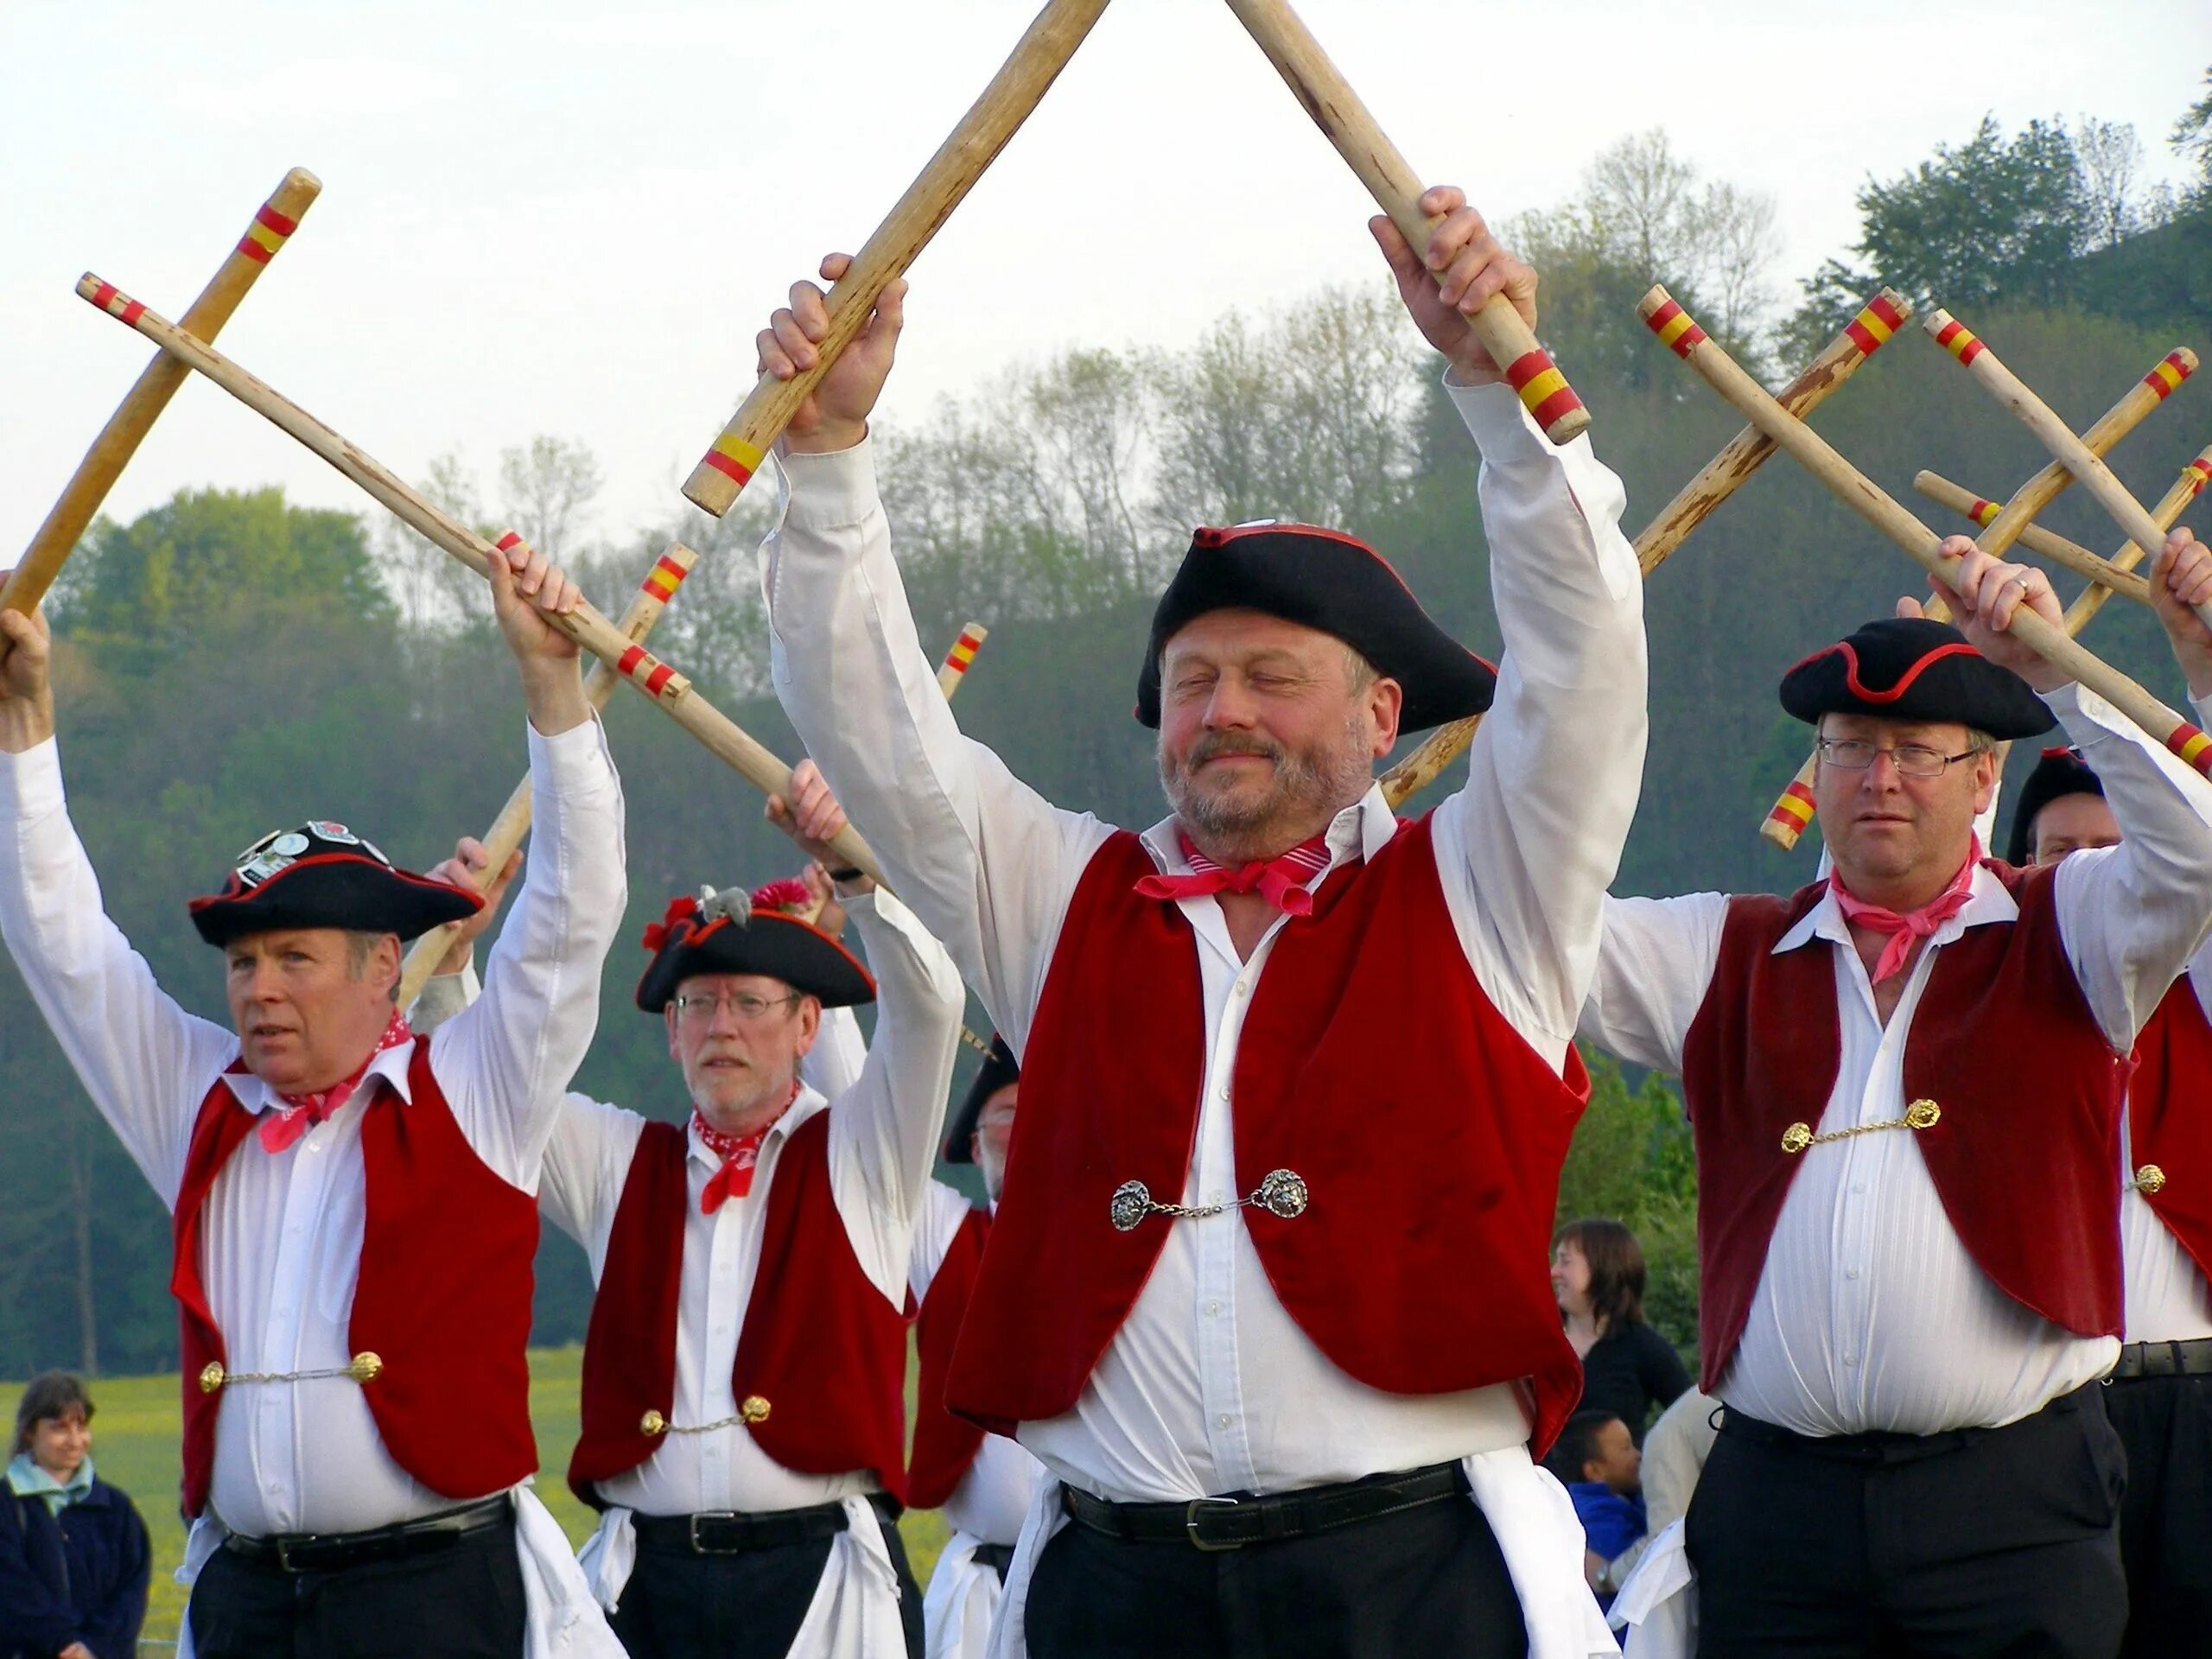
[1134, 830, 1334, 917]
[1829, 837, 1982, 986]
[696, 1083, 801, 1214]
[257, 1008, 413, 1154]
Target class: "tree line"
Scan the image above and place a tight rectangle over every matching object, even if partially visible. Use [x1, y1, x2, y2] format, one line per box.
[2, 83, 2207, 1375]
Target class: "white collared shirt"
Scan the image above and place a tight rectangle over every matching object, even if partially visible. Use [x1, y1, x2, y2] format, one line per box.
[525, 887, 964, 1515]
[760, 378, 1649, 1502]
[1582, 683, 2212, 1434]
[2123, 955, 2212, 1344]
[0, 721, 627, 1535]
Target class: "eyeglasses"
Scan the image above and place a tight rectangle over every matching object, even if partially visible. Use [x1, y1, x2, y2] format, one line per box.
[1815, 739, 1980, 779]
[671, 989, 802, 1024]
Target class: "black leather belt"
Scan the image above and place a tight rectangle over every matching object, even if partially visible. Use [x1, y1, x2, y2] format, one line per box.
[224, 1494, 512, 1574]
[1060, 1461, 1465, 1552]
[1718, 1380, 2099, 1465]
[2109, 1337, 2212, 1382]
[632, 1491, 900, 1556]
[973, 1541, 1017, 1581]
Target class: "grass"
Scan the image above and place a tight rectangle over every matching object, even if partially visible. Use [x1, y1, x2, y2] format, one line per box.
[11, 1348, 950, 1647]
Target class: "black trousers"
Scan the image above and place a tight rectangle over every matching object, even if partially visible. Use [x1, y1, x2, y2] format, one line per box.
[608, 1502, 925, 1659]
[1687, 1383, 2127, 1658]
[1023, 1490, 1528, 1659]
[187, 1517, 525, 1659]
[2105, 1370, 2212, 1657]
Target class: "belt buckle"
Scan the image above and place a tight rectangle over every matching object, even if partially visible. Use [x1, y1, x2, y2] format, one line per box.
[1185, 1496, 1243, 1552]
[274, 1535, 320, 1574]
[688, 1511, 742, 1555]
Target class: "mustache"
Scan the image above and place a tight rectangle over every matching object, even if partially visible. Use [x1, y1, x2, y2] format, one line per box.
[1184, 732, 1286, 770]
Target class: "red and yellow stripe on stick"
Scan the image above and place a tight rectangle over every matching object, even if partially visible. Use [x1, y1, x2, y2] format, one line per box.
[2184, 452, 2212, 499]
[8, 168, 322, 620]
[1643, 296, 1707, 358]
[641, 550, 690, 603]
[1842, 292, 1907, 357]
[1765, 767, 1818, 840]
[1931, 315, 1985, 365]
[937, 621, 988, 699]
[1505, 349, 1584, 435]
[236, 201, 301, 264]
[2145, 352, 2191, 401]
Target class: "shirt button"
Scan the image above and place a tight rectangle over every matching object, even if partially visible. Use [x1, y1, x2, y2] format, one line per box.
[1206, 1192, 1224, 1207]
[1205, 1301, 1222, 1318]
[1851, 1182, 1868, 1195]
[1844, 1351, 1860, 1366]
[1217, 1414, 1233, 1429]
[1845, 1267, 1862, 1281]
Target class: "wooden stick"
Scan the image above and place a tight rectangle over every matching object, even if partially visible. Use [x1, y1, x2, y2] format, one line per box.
[1756, 346, 2193, 847]
[6, 169, 321, 614]
[397, 545, 700, 1010]
[79, 276, 886, 880]
[1926, 315, 2212, 632]
[2065, 443, 2212, 632]
[1376, 290, 1915, 808]
[1637, 287, 2212, 791]
[1219, 0, 1588, 445]
[937, 621, 989, 699]
[681, 0, 1113, 515]
[1915, 474, 2152, 608]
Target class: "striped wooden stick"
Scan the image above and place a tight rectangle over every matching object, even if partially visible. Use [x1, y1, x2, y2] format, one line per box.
[2062, 442, 2212, 633]
[1638, 287, 2212, 789]
[79, 276, 884, 881]
[397, 543, 700, 1009]
[682, 0, 1112, 515]
[1222, 0, 1586, 443]
[1755, 343, 2195, 847]
[1377, 290, 1912, 809]
[1925, 313, 2211, 632]
[1915, 474, 2152, 609]
[938, 621, 988, 699]
[6, 168, 320, 615]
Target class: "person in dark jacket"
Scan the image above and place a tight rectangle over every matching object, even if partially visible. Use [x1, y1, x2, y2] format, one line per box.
[1, 1372, 150, 1659]
[1554, 1217, 1692, 1442]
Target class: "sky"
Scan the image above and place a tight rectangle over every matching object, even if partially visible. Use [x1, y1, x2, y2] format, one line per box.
[2, 0, 2205, 559]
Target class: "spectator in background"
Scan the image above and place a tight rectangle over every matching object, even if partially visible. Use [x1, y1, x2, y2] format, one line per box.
[1554, 1218, 1692, 1441]
[0, 1373, 149, 1659]
[1548, 1408, 1648, 1618]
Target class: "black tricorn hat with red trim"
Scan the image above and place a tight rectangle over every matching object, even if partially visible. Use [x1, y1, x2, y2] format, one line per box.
[1779, 617, 2054, 741]
[188, 822, 481, 948]
[1134, 523, 1497, 733]
[943, 1033, 1018, 1166]
[2005, 746, 2105, 866]
[635, 880, 876, 1014]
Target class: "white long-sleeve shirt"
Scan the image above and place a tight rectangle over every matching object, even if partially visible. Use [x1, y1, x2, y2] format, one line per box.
[0, 721, 626, 1536]
[1581, 684, 2212, 1436]
[528, 887, 963, 1516]
[761, 377, 1649, 1503]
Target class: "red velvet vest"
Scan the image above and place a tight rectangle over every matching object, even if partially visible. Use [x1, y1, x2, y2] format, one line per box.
[174, 1041, 540, 1520]
[568, 1109, 912, 1507]
[2127, 977, 2212, 1280]
[945, 818, 1590, 1457]
[908, 1202, 991, 1510]
[1680, 863, 2129, 1393]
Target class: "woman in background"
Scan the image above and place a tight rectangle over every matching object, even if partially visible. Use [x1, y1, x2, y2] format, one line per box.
[0, 1373, 149, 1659]
[1554, 1217, 1693, 1443]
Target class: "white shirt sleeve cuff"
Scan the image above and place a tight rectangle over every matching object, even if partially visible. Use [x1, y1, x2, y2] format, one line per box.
[527, 710, 616, 789]
[2046, 680, 2115, 748]
[1443, 372, 1554, 465]
[776, 438, 882, 533]
[0, 736, 66, 821]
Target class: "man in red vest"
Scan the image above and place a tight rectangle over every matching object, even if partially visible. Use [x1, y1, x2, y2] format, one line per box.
[0, 539, 628, 1659]
[1580, 532, 2212, 1657]
[753, 185, 1639, 1657]
[2008, 743, 2212, 1656]
[420, 763, 964, 1659]
[909, 1040, 1045, 1659]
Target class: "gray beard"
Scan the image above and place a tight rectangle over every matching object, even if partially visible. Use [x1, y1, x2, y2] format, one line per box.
[1159, 725, 1375, 863]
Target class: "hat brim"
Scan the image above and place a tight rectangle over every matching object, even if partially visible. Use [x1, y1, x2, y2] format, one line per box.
[188, 854, 481, 948]
[1779, 621, 2054, 741]
[1135, 527, 1495, 734]
[636, 911, 876, 1013]
[942, 1036, 1019, 1165]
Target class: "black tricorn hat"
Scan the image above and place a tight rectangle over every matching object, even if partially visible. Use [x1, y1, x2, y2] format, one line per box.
[1134, 523, 1497, 734]
[2005, 747, 2106, 866]
[1779, 616, 2054, 741]
[188, 822, 480, 949]
[634, 880, 876, 1014]
[942, 1034, 1018, 1166]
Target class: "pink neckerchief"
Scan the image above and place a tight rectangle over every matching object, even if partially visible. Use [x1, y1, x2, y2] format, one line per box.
[696, 1083, 801, 1214]
[257, 1008, 413, 1154]
[1828, 838, 1983, 986]
[1133, 830, 1334, 917]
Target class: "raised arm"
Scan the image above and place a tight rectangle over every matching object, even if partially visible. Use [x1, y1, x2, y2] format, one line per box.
[1369, 191, 1649, 1063]
[425, 538, 628, 1186]
[0, 582, 235, 1204]
[1578, 893, 1732, 1077]
[756, 256, 1111, 1046]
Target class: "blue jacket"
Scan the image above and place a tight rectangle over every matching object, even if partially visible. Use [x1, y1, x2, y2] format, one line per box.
[0, 1478, 150, 1659]
[1568, 1480, 1647, 1564]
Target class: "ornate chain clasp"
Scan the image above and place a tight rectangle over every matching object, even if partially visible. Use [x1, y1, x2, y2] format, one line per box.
[1109, 1168, 1309, 1232]
[1782, 1098, 1940, 1155]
